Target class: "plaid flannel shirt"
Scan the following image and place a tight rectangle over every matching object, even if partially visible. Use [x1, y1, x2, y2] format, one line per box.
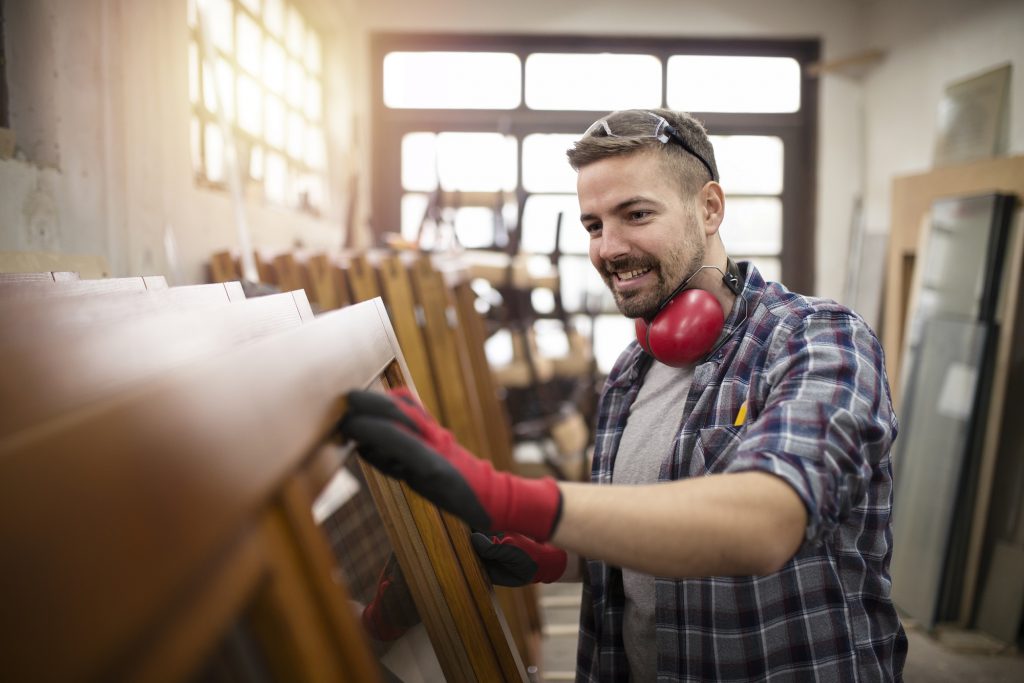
[576, 263, 907, 682]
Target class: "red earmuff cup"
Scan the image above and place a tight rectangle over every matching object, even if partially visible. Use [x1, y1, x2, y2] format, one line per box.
[639, 289, 725, 367]
[634, 318, 653, 355]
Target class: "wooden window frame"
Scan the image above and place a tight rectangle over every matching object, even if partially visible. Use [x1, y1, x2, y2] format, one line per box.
[0, 294, 525, 681]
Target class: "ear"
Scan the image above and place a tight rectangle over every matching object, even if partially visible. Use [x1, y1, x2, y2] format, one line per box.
[699, 181, 725, 236]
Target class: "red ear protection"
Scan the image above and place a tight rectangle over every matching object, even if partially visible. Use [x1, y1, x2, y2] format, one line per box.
[634, 260, 742, 367]
[634, 289, 725, 367]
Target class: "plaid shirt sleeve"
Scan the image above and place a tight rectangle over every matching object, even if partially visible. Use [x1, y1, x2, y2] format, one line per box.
[722, 308, 897, 546]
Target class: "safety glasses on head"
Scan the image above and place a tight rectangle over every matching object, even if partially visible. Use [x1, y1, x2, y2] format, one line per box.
[584, 111, 718, 182]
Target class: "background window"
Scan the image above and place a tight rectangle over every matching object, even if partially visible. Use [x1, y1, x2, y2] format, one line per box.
[373, 34, 818, 373]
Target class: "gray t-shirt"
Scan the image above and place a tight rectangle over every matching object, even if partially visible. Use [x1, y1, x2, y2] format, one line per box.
[612, 360, 694, 683]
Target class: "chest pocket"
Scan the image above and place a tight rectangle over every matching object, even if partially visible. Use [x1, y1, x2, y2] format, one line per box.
[690, 425, 742, 475]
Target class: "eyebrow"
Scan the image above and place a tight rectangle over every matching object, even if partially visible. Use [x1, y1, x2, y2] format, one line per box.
[580, 196, 660, 223]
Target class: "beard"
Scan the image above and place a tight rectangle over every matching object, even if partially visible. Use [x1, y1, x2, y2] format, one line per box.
[601, 230, 705, 320]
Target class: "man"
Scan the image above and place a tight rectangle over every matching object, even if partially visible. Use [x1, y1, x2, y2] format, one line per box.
[342, 108, 906, 681]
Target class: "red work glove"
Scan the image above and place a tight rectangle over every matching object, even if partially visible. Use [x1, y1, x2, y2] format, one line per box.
[339, 388, 563, 541]
[361, 554, 421, 642]
[471, 532, 568, 586]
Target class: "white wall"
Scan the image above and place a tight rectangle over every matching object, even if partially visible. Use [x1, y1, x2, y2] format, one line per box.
[861, 0, 1024, 232]
[1, 0, 364, 282]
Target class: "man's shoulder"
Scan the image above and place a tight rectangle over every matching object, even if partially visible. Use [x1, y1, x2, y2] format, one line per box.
[753, 278, 872, 336]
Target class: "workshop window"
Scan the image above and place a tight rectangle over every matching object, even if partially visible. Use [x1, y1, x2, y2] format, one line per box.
[188, 0, 327, 215]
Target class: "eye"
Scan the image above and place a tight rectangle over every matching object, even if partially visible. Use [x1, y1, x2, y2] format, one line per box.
[583, 222, 602, 235]
[628, 210, 653, 222]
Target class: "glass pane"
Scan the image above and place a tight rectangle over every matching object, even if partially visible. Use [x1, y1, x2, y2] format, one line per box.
[719, 197, 782, 255]
[522, 134, 579, 193]
[454, 207, 497, 248]
[265, 94, 285, 149]
[236, 11, 262, 76]
[250, 144, 264, 180]
[189, 42, 200, 104]
[383, 52, 521, 109]
[525, 53, 662, 111]
[437, 133, 516, 191]
[305, 30, 321, 73]
[287, 110, 304, 159]
[667, 56, 801, 113]
[206, 0, 233, 53]
[401, 133, 438, 192]
[286, 6, 305, 56]
[521, 194, 587, 254]
[314, 446, 444, 681]
[401, 193, 429, 242]
[287, 59, 305, 108]
[305, 78, 322, 121]
[594, 315, 636, 374]
[710, 135, 783, 194]
[237, 73, 262, 135]
[264, 38, 286, 95]
[190, 116, 201, 175]
[402, 132, 517, 192]
[264, 0, 284, 37]
[202, 58, 235, 121]
[204, 122, 224, 182]
[265, 151, 286, 203]
[305, 128, 326, 169]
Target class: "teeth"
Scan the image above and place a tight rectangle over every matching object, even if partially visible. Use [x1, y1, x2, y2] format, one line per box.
[616, 268, 650, 281]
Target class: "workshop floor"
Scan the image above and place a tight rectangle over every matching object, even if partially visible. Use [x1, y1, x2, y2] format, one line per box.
[537, 583, 1024, 682]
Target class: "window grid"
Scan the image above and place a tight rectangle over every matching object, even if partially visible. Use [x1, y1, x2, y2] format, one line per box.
[188, 0, 327, 215]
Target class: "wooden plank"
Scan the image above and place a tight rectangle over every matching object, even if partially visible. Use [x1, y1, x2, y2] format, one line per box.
[0, 282, 247, 339]
[0, 271, 79, 282]
[0, 291, 312, 438]
[273, 253, 307, 293]
[375, 252, 443, 418]
[209, 250, 241, 283]
[0, 297, 524, 682]
[0, 302, 400, 681]
[346, 252, 382, 303]
[298, 253, 331, 308]
[0, 275, 166, 298]
[407, 257, 533, 677]
[883, 155, 1024, 401]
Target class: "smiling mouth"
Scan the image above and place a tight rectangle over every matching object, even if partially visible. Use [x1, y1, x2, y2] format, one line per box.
[613, 267, 652, 282]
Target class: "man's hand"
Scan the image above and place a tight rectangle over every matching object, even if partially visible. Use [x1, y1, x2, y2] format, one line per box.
[471, 532, 568, 586]
[338, 388, 563, 541]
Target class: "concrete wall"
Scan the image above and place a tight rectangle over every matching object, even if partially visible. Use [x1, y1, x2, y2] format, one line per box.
[1, 0, 363, 282]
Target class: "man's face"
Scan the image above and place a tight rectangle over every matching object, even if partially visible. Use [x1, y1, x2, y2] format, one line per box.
[577, 150, 706, 319]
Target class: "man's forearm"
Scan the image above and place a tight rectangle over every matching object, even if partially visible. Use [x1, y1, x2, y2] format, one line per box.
[550, 471, 807, 578]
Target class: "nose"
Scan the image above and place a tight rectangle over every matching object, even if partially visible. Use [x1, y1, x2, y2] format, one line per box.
[595, 224, 629, 264]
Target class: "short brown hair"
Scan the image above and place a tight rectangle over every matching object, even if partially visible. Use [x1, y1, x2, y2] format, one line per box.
[567, 108, 719, 195]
